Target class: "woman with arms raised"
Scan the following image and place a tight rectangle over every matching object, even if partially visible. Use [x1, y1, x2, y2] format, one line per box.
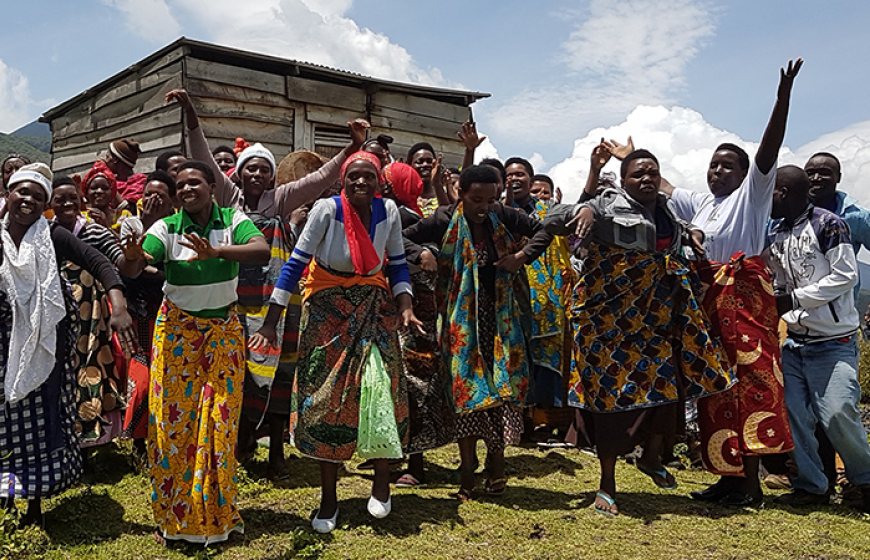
[166, 90, 369, 476]
[250, 151, 422, 533]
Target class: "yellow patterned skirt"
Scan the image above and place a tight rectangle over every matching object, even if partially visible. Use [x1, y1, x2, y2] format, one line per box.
[148, 300, 245, 544]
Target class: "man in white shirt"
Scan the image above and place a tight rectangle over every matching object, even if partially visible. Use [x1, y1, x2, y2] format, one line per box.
[660, 59, 803, 507]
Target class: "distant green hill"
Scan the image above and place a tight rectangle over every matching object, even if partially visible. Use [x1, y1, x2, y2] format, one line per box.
[0, 132, 50, 164]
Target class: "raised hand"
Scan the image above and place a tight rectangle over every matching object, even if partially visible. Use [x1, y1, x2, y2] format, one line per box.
[603, 136, 634, 161]
[165, 88, 193, 109]
[179, 232, 220, 261]
[348, 119, 371, 148]
[87, 207, 110, 229]
[458, 121, 486, 151]
[778, 58, 803, 99]
[121, 234, 153, 263]
[590, 138, 612, 172]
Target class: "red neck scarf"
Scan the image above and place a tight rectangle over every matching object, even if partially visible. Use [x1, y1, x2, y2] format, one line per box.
[340, 151, 383, 274]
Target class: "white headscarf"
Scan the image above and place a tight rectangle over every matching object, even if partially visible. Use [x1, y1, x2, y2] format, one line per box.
[1, 168, 66, 403]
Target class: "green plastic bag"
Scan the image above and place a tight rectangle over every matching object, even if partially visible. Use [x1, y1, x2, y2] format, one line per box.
[357, 344, 403, 459]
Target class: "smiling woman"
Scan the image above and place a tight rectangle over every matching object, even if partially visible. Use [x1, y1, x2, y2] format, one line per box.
[49, 176, 145, 448]
[122, 159, 270, 545]
[250, 150, 420, 533]
[0, 164, 133, 528]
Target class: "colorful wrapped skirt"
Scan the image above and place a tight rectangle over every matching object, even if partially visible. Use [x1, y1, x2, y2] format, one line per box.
[567, 244, 735, 452]
[148, 300, 245, 544]
[694, 254, 793, 476]
[401, 270, 455, 454]
[292, 283, 408, 462]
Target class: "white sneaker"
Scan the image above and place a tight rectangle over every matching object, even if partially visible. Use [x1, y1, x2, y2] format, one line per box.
[311, 508, 338, 533]
[367, 495, 391, 519]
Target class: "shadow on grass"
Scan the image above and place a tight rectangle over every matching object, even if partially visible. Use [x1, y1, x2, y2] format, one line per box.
[322, 494, 464, 536]
[44, 489, 153, 545]
[242, 454, 324, 490]
[80, 444, 137, 485]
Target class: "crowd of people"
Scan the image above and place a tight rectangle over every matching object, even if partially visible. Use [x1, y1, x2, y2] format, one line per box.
[0, 57, 868, 546]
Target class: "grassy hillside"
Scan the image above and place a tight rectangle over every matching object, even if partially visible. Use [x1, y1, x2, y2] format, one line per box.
[0, 132, 49, 164]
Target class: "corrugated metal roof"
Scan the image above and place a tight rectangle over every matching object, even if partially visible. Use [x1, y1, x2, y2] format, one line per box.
[41, 37, 490, 121]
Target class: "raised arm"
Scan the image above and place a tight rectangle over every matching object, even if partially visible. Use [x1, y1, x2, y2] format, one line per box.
[458, 121, 486, 171]
[756, 59, 803, 175]
[166, 88, 241, 208]
[273, 119, 369, 217]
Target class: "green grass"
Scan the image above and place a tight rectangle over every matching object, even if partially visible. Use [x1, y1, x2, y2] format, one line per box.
[5, 441, 869, 560]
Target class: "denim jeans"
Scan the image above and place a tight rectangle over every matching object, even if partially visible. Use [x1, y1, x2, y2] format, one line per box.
[782, 335, 870, 494]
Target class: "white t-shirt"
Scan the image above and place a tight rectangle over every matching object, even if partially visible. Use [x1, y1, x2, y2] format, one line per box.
[669, 161, 776, 262]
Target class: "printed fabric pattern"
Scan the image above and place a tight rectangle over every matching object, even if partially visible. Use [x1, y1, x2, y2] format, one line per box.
[567, 242, 736, 413]
[437, 203, 530, 413]
[694, 254, 794, 475]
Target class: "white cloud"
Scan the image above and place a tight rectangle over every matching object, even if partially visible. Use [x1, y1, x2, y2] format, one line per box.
[528, 152, 548, 173]
[101, 0, 182, 44]
[472, 137, 501, 164]
[107, 0, 449, 87]
[0, 59, 35, 132]
[487, 0, 715, 151]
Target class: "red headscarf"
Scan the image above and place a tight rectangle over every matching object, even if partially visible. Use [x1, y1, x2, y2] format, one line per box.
[384, 162, 423, 216]
[340, 151, 383, 275]
[82, 160, 118, 198]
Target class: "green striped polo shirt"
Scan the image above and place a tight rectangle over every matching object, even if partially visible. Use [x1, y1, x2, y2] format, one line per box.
[142, 203, 262, 318]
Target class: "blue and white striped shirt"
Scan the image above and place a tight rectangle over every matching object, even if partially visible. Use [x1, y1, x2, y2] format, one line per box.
[271, 196, 412, 305]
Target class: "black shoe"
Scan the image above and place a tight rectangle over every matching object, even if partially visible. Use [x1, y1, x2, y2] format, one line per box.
[690, 479, 734, 502]
[719, 491, 764, 508]
[775, 489, 830, 507]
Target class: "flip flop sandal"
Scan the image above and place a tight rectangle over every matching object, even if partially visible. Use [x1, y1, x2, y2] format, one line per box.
[452, 488, 474, 502]
[484, 477, 507, 496]
[395, 473, 421, 488]
[594, 490, 618, 517]
[637, 463, 678, 490]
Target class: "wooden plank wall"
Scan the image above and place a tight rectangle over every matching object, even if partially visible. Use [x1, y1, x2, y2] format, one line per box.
[50, 48, 187, 176]
[369, 90, 469, 167]
[48, 48, 474, 178]
[184, 57, 295, 161]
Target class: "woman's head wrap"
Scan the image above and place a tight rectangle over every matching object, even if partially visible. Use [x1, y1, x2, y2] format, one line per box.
[82, 160, 118, 198]
[340, 151, 383, 185]
[384, 162, 423, 216]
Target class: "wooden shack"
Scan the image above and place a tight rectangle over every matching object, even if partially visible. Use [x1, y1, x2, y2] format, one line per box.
[41, 37, 489, 176]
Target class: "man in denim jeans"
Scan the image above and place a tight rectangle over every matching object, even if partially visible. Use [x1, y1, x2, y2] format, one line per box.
[766, 165, 870, 511]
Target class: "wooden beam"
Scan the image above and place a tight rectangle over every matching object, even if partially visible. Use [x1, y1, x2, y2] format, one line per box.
[186, 57, 285, 94]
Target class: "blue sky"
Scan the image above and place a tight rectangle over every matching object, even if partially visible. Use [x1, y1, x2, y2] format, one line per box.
[2, 0, 869, 192]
